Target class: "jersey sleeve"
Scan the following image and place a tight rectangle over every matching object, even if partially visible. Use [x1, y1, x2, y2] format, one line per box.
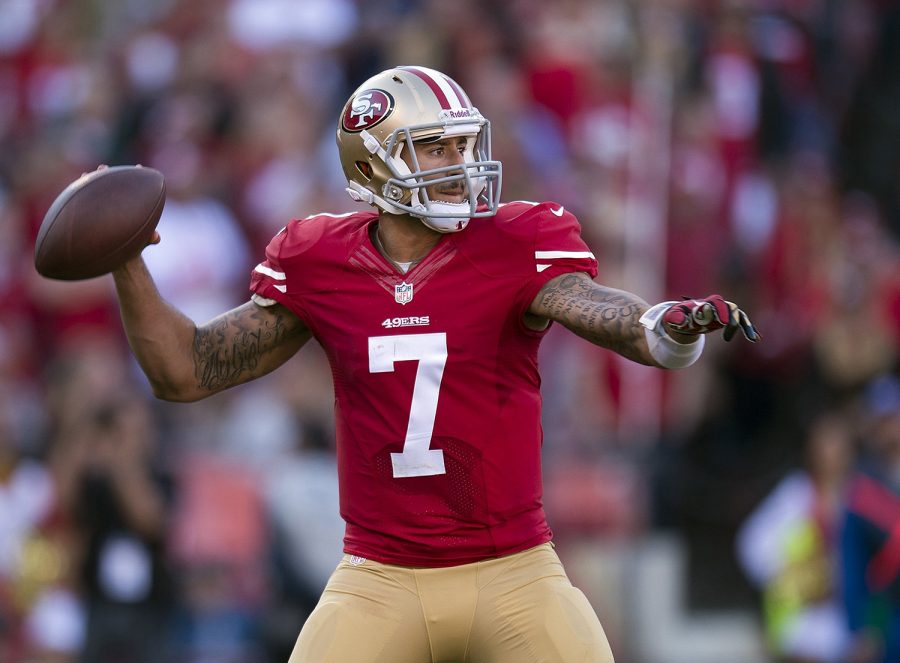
[249, 226, 293, 309]
[513, 203, 599, 318]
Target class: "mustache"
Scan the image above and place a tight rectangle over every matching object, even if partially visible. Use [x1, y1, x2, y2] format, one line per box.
[435, 183, 465, 193]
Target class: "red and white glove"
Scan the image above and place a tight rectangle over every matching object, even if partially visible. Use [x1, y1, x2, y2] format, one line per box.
[661, 295, 760, 342]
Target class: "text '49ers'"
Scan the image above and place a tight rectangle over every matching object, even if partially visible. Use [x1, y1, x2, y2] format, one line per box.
[382, 316, 430, 329]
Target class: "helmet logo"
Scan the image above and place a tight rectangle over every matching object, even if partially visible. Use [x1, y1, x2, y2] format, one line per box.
[342, 89, 394, 133]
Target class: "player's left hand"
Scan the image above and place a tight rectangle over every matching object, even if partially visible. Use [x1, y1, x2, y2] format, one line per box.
[662, 295, 760, 342]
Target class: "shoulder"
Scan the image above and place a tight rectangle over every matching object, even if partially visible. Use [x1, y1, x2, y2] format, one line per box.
[493, 200, 590, 253]
[492, 200, 578, 230]
[456, 201, 595, 278]
[743, 472, 813, 520]
[738, 471, 813, 541]
[764, 472, 814, 510]
[266, 210, 376, 264]
[463, 200, 584, 246]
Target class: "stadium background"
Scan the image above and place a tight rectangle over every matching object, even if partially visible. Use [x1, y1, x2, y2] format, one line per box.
[1, 0, 899, 661]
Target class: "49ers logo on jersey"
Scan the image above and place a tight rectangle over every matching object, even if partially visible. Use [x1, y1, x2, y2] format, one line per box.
[342, 89, 394, 133]
[382, 315, 429, 329]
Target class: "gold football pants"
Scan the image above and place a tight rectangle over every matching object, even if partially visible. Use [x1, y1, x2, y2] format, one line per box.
[288, 542, 615, 663]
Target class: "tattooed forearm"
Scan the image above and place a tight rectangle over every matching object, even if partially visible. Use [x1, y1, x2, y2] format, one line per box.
[533, 273, 653, 365]
[192, 303, 299, 391]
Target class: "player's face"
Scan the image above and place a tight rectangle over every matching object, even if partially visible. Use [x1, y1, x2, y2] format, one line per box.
[405, 135, 471, 203]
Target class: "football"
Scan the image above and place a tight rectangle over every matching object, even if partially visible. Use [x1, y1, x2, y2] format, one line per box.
[34, 165, 166, 280]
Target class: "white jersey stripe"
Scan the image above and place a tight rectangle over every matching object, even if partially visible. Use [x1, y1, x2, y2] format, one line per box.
[417, 66, 464, 109]
[255, 263, 286, 280]
[535, 251, 596, 260]
[306, 212, 356, 219]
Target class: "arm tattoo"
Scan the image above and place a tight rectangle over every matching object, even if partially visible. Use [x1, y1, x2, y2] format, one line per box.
[192, 303, 297, 391]
[535, 274, 652, 365]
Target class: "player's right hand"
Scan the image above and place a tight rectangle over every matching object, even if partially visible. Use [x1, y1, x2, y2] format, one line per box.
[662, 295, 760, 342]
[80, 163, 159, 251]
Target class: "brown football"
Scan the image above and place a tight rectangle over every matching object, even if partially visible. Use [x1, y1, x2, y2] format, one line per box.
[34, 165, 166, 280]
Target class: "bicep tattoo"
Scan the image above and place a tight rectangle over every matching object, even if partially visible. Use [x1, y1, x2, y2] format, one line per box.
[534, 273, 652, 364]
[192, 302, 305, 391]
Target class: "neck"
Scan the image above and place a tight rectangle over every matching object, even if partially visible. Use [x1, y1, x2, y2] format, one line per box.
[375, 213, 442, 265]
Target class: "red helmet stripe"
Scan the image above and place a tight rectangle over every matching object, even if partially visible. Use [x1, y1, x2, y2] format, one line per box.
[445, 76, 471, 109]
[399, 66, 451, 109]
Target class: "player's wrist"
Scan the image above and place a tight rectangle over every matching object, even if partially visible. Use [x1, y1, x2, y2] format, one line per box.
[663, 324, 698, 344]
[111, 254, 146, 277]
[640, 302, 705, 369]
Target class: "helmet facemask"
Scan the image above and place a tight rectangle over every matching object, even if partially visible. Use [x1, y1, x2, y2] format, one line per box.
[389, 112, 501, 232]
[350, 111, 502, 233]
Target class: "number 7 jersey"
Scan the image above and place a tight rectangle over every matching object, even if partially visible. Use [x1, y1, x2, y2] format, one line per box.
[250, 202, 598, 567]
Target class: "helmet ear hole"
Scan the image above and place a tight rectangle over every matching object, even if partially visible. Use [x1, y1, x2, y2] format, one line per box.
[355, 161, 372, 180]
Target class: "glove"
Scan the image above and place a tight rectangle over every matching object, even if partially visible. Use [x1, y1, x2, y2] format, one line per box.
[662, 295, 760, 342]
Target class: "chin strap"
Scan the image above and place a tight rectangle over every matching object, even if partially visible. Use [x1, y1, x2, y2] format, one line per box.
[346, 181, 405, 215]
[417, 202, 469, 233]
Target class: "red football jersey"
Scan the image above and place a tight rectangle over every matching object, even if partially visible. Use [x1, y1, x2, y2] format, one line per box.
[250, 201, 598, 566]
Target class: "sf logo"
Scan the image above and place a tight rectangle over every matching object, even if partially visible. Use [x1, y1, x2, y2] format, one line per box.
[342, 89, 393, 132]
[351, 93, 382, 128]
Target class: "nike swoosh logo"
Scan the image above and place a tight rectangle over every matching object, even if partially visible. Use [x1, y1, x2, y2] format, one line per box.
[551, 206, 565, 217]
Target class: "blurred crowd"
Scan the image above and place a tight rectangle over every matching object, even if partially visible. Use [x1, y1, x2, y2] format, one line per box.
[1, 0, 899, 661]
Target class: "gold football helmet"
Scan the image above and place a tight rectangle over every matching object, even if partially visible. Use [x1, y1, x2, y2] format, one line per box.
[336, 66, 502, 233]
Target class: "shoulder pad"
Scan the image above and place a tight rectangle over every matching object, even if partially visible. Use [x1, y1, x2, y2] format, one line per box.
[276, 211, 374, 262]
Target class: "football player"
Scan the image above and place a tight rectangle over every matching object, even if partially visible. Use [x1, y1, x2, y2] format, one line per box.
[112, 65, 759, 662]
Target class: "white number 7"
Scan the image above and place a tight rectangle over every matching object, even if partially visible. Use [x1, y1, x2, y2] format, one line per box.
[368, 333, 447, 478]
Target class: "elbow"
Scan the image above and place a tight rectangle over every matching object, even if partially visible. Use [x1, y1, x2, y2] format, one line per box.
[154, 391, 201, 404]
[148, 378, 205, 403]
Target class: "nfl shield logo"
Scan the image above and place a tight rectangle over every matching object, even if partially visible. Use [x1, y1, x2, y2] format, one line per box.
[394, 281, 414, 305]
